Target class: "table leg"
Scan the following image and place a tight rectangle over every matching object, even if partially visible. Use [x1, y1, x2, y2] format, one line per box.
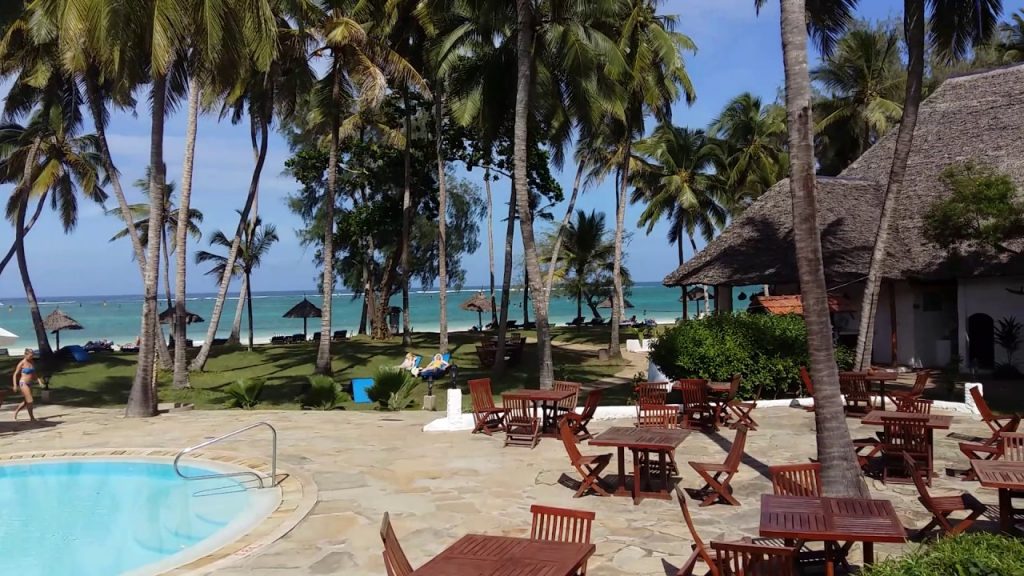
[863, 542, 874, 565]
[824, 542, 836, 576]
[1000, 488, 1012, 533]
[880, 382, 886, 411]
[659, 451, 667, 492]
[615, 447, 627, 495]
[632, 448, 641, 506]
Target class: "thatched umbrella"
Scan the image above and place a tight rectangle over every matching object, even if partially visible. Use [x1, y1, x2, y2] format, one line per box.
[282, 298, 322, 339]
[460, 292, 492, 329]
[159, 307, 205, 325]
[596, 296, 633, 309]
[44, 308, 83, 350]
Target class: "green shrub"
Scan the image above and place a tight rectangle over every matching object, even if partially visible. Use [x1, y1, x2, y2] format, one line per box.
[863, 533, 1024, 576]
[648, 313, 854, 399]
[302, 375, 351, 410]
[386, 376, 418, 411]
[368, 367, 413, 408]
[225, 377, 265, 409]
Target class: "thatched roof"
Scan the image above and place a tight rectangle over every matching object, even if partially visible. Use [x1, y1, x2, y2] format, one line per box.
[44, 309, 82, 333]
[665, 64, 1024, 287]
[159, 307, 204, 325]
[459, 292, 492, 312]
[283, 298, 322, 319]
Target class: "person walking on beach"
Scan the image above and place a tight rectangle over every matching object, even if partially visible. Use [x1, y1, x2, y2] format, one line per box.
[11, 349, 37, 421]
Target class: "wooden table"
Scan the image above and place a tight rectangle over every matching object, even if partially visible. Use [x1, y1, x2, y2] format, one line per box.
[865, 371, 899, 410]
[504, 388, 575, 436]
[411, 534, 595, 576]
[971, 460, 1024, 533]
[861, 410, 952, 479]
[590, 426, 689, 505]
[760, 494, 906, 576]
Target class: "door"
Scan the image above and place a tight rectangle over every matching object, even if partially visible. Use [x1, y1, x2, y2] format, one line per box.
[967, 313, 995, 370]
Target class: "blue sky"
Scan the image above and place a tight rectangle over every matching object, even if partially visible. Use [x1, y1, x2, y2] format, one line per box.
[1, 0, 1021, 298]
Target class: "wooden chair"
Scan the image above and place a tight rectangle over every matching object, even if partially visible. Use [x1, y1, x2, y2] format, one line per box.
[564, 389, 602, 440]
[710, 375, 741, 428]
[678, 379, 716, 430]
[688, 425, 748, 506]
[727, 383, 762, 431]
[799, 367, 815, 412]
[768, 463, 822, 497]
[889, 370, 931, 406]
[468, 378, 505, 436]
[894, 397, 933, 414]
[1003, 432, 1024, 461]
[558, 419, 611, 497]
[880, 414, 931, 485]
[636, 382, 669, 426]
[530, 504, 595, 575]
[675, 486, 720, 576]
[904, 454, 986, 537]
[972, 386, 1021, 443]
[553, 380, 582, 417]
[957, 415, 1020, 479]
[637, 403, 681, 475]
[380, 512, 414, 576]
[710, 541, 796, 576]
[503, 394, 539, 448]
[839, 371, 872, 415]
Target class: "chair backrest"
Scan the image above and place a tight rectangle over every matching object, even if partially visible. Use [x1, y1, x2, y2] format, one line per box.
[636, 382, 668, 406]
[768, 463, 822, 497]
[554, 380, 582, 411]
[468, 378, 496, 411]
[529, 504, 595, 544]
[988, 415, 1023, 447]
[896, 398, 933, 414]
[503, 394, 534, 424]
[638, 404, 679, 429]
[903, 453, 936, 511]
[725, 374, 742, 402]
[724, 425, 749, 471]
[799, 366, 814, 396]
[839, 372, 869, 398]
[579, 389, 603, 422]
[909, 370, 931, 396]
[559, 419, 583, 463]
[1002, 432, 1024, 461]
[380, 512, 413, 576]
[677, 379, 709, 408]
[882, 415, 930, 455]
[710, 541, 795, 576]
[675, 487, 718, 576]
[971, 386, 997, 423]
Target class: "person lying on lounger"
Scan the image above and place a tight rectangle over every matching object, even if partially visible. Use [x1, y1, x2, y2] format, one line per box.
[396, 353, 417, 371]
[418, 353, 449, 379]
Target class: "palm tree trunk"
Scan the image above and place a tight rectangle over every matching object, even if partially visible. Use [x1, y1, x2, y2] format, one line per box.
[435, 82, 449, 354]
[514, 0, 553, 389]
[162, 228, 173, 310]
[485, 166, 497, 326]
[853, 0, 925, 371]
[171, 79, 201, 389]
[544, 159, 586, 302]
[14, 195, 52, 357]
[610, 135, 631, 360]
[315, 62, 340, 375]
[677, 234, 686, 319]
[523, 271, 530, 326]
[229, 276, 246, 345]
[190, 103, 270, 371]
[493, 190, 516, 374]
[780, 0, 868, 498]
[401, 92, 413, 347]
[0, 191, 47, 278]
[246, 272, 254, 352]
[127, 73, 169, 418]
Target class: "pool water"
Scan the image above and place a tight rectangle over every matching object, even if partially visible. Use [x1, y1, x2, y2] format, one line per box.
[0, 458, 279, 576]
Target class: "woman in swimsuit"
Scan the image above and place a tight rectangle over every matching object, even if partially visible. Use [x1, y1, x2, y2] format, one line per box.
[12, 348, 37, 421]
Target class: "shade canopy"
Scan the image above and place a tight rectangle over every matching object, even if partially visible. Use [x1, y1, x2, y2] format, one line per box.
[44, 309, 83, 333]
[282, 298, 322, 319]
[596, 297, 633, 309]
[159, 307, 205, 325]
[681, 286, 715, 301]
[0, 326, 18, 348]
[459, 292, 493, 313]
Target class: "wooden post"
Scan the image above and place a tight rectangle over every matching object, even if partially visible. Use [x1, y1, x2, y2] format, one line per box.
[716, 285, 733, 314]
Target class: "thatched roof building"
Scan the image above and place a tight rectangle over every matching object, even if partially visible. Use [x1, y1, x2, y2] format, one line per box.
[664, 64, 1024, 288]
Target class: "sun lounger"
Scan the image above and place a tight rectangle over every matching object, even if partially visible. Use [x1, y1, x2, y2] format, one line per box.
[333, 330, 347, 341]
[566, 316, 586, 327]
[270, 335, 289, 344]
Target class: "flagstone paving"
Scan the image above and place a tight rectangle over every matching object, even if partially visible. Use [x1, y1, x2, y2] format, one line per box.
[0, 403, 1006, 575]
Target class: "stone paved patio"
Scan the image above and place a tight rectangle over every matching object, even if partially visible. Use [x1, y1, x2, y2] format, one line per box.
[0, 403, 1007, 575]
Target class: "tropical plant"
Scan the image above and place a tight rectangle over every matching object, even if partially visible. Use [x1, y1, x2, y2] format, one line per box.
[302, 375, 351, 410]
[708, 92, 788, 209]
[994, 316, 1022, 374]
[998, 9, 1024, 62]
[195, 215, 279, 351]
[922, 162, 1024, 254]
[368, 367, 415, 409]
[225, 377, 266, 409]
[546, 210, 628, 322]
[387, 376, 418, 411]
[862, 533, 1024, 576]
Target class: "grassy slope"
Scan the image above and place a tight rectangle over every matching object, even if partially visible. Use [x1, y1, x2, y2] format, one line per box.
[0, 327, 630, 410]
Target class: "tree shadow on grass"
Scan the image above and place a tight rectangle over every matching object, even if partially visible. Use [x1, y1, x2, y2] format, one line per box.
[46, 376, 134, 407]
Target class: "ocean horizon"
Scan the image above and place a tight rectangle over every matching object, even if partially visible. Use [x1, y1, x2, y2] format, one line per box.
[0, 282, 757, 349]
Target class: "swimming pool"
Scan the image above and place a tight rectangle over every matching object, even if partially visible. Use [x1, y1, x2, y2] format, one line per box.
[0, 458, 280, 576]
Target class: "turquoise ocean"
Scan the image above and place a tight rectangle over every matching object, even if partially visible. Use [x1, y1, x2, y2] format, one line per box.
[0, 282, 758, 349]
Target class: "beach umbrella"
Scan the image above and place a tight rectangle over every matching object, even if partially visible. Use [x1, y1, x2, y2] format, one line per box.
[596, 296, 633, 309]
[158, 307, 205, 325]
[282, 298, 322, 339]
[459, 292, 492, 329]
[43, 308, 83, 350]
[0, 326, 18, 348]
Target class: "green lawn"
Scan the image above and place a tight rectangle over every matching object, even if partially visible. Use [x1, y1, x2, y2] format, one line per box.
[0, 329, 630, 411]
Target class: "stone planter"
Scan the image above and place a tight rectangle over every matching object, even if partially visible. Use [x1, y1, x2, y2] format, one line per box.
[157, 402, 194, 414]
[625, 338, 655, 353]
[446, 388, 462, 424]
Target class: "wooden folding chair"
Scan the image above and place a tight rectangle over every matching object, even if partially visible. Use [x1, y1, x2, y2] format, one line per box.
[727, 384, 762, 431]
[678, 379, 715, 430]
[895, 397, 933, 414]
[636, 382, 668, 423]
[799, 367, 815, 412]
[553, 380, 582, 416]
[710, 375, 741, 428]
[957, 416, 1021, 480]
[380, 512, 415, 576]
[839, 371, 872, 415]
[905, 454, 986, 537]
[972, 386, 1022, 441]
[710, 541, 796, 576]
[889, 370, 931, 406]
[769, 463, 822, 497]
[688, 425, 748, 506]
[530, 504, 595, 575]
[637, 403, 681, 476]
[1003, 432, 1024, 461]
[559, 419, 611, 497]
[503, 394, 539, 448]
[564, 389, 602, 441]
[880, 414, 931, 485]
[468, 378, 505, 435]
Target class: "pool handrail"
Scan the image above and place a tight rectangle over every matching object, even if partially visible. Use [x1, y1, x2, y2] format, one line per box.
[174, 421, 277, 488]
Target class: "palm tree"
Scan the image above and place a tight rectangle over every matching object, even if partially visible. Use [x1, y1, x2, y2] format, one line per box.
[708, 93, 788, 209]
[604, 0, 695, 360]
[196, 216, 280, 351]
[549, 210, 620, 321]
[778, 0, 868, 499]
[109, 177, 204, 312]
[812, 26, 904, 175]
[999, 9, 1024, 62]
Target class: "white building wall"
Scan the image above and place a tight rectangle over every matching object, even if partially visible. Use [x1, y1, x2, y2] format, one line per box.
[957, 277, 1024, 370]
